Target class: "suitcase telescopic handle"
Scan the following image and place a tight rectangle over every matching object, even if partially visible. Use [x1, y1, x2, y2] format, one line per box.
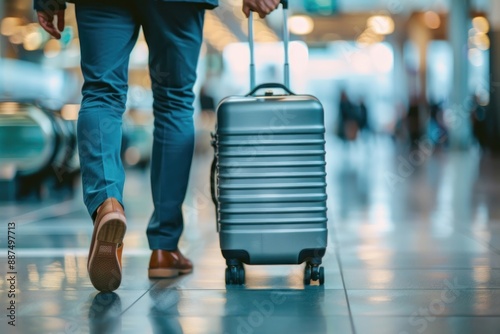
[248, 0, 290, 92]
[246, 82, 294, 96]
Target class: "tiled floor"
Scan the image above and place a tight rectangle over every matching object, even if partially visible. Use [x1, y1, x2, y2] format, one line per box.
[2, 132, 500, 334]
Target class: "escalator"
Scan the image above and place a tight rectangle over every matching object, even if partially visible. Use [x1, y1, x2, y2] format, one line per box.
[0, 102, 79, 200]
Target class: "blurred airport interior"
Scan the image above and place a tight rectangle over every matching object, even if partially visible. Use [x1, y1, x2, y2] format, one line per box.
[0, 0, 498, 200]
[2, 0, 500, 333]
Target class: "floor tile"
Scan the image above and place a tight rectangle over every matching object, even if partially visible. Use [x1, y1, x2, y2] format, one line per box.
[0, 255, 159, 291]
[119, 315, 353, 334]
[2, 133, 500, 333]
[353, 316, 500, 334]
[123, 288, 350, 317]
[348, 289, 500, 316]
[339, 251, 500, 269]
[342, 268, 500, 290]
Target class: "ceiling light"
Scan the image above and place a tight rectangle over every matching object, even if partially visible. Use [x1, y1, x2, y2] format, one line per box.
[289, 15, 314, 36]
[367, 15, 394, 35]
[423, 11, 441, 30]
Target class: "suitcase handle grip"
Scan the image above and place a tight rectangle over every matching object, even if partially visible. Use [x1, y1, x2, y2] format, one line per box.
[246, 83, 295, 96]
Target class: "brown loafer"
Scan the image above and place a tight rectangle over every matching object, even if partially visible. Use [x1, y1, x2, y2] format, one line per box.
[87, 198, 127, 292]
[148, 249, 193, 278]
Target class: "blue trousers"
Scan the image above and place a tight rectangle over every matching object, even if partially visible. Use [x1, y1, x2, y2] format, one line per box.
[75, 0, 205, 250]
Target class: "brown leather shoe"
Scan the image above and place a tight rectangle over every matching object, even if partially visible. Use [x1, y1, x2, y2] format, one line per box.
[87, 198, 127, 292]
[148, 249, 193, 278]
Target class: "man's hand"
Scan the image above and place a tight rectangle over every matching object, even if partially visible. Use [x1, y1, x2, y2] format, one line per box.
[37, 9, 65, 39]
[243, 0, 281, 19]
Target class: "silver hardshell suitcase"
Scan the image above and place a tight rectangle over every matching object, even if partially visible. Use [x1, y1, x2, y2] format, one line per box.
[211, 2, 328, 285]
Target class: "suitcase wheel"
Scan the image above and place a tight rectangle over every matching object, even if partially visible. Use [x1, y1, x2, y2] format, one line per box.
[304, 262, 325, 286]
[225, 264, 245, 285]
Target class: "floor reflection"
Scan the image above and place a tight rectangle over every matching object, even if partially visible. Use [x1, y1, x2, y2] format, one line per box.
[221, 287, 327, 334]
[3, 133, 500, 334]
[147, 288, 183, 334]
[88, 292, 122, 334]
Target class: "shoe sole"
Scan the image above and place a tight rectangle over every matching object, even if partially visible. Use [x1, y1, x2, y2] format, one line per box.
[88, 213, 126, 292]
[148, 267, 193, 279]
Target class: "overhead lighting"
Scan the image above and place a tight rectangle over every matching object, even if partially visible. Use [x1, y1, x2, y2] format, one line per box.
[23, 30, 43, 51]
[1, 17, 23, 36]
[472, 16, 489, 34]
[367, 15, 394, 35]
[474, 32, 490, 50]
[288, 15, 314, 36]
[468, 25, 490, 51]
[423, 11, 441, 30]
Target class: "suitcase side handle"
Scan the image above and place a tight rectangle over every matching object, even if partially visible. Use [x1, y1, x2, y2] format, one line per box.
[246, 82, 295, 96]
[210, 134, 220, 232]
[249, 0, 290, 92]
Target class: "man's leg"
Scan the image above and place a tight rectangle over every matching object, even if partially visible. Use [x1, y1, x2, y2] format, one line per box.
[76, 1, 139, 218]
[138, 1, 205, 277]
[76, 1, 140, 291]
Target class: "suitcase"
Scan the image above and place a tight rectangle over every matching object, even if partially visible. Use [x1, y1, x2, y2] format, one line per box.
[210, 1, 328, 285]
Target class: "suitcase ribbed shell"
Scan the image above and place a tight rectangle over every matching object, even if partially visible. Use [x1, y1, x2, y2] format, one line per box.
[215, 94, 328, 264]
